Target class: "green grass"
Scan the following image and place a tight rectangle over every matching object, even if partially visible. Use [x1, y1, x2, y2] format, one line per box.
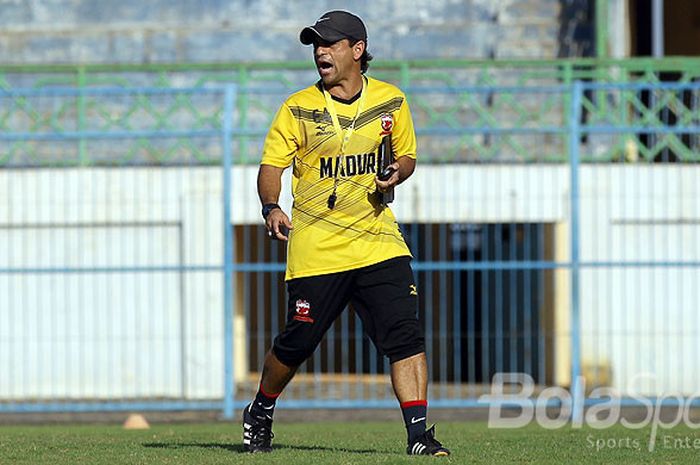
[1, 421, 699, 464]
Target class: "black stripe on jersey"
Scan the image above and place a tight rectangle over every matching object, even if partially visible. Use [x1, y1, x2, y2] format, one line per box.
[354, 97, 404, 129]
[288, 96, 404, 131]
[288, 106, 320, 123]
[289, 106, 353, 128]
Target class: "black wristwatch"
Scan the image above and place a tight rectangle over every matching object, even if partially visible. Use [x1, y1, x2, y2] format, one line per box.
[261, 203, 281, 220]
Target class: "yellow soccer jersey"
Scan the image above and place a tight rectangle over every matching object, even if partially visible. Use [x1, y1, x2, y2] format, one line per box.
[261, 76, 416, 280]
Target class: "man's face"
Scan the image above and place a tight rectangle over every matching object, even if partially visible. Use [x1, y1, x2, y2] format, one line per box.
[313, 38, 363, 87]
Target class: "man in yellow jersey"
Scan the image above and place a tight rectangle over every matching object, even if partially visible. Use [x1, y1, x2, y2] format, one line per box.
[242, 11, 450, 457]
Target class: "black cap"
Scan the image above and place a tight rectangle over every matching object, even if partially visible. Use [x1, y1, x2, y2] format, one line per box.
[300, 11, 367, 45]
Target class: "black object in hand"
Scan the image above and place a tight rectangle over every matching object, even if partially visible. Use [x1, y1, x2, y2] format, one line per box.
[269, 224, 289, 240]
[377, 134, 395, 205]
[378, 166, 396, 181]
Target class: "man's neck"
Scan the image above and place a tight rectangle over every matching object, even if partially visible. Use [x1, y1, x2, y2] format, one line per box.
[325, 73, 364, 101]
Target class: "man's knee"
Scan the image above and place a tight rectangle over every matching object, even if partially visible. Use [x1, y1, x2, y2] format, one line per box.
[272, 337, 319, 367]
[382, 320, 425, 364]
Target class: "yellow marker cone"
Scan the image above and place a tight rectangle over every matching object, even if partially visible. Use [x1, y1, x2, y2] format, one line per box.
[123, 413, 150, 430]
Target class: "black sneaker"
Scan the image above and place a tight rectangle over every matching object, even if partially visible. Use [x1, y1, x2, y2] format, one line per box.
[242, 403, 274, 453]
[406, 424, 450, 456]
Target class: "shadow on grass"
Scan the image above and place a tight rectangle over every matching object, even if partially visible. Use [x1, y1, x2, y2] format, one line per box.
[142, 442, 384, 454]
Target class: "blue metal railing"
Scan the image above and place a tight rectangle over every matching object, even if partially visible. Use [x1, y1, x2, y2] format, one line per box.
[1, 82, 699, 418]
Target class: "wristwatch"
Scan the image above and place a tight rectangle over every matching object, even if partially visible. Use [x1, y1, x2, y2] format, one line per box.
[261, 203, 281, 220]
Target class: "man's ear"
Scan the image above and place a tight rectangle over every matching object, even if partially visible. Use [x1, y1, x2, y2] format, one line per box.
[353, 40, 365, 61]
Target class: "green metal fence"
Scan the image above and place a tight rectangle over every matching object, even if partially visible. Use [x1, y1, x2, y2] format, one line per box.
[2, 58, 699, 165]
[4, 58, 700, 88]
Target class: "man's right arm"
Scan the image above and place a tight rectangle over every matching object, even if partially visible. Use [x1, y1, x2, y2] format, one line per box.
[258, 164, 293, 241]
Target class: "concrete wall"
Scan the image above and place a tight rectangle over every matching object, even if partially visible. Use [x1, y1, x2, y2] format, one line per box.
[0, 0, 561, 64]
[1, 164, 698, 399]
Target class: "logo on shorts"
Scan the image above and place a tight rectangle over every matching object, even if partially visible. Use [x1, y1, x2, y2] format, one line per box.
[293, 299, 314, 323]
[409, 284, 418, 296]
[380, 113, 394, 135]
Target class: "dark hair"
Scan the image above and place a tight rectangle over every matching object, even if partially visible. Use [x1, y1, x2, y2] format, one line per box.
[350, 39, 373, 73]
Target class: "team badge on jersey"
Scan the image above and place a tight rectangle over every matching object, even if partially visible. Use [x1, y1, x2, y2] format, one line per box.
[380, 113, 394, 135]
[293, 299, 314, 323]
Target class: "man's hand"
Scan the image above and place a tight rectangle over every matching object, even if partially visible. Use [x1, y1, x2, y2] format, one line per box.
[375, 161, 400, 193]
[266, 208, 293, 241]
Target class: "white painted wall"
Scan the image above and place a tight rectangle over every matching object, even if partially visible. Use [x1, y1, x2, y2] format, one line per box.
[0, 168, 223, 400]
[1, 164, 698, 399]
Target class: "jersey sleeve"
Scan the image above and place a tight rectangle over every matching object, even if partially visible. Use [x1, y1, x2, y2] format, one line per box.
[391, 94, 417, 160]
[260, 102, 300, 168]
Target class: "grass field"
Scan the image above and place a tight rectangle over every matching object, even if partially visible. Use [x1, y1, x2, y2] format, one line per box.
[1, 420, 699, 464]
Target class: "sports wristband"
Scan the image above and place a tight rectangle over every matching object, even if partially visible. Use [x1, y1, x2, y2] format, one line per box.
[261, 203, 281, 220]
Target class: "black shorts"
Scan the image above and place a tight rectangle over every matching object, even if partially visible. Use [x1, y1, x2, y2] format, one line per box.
[272, 256, 425, 367]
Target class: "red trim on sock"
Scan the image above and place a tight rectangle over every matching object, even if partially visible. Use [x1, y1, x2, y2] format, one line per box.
[259, 383, 281, 399]
[400, 400, 427, 409]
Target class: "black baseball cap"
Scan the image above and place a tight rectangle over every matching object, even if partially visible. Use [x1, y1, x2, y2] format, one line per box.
[300, 11, 368, 45]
